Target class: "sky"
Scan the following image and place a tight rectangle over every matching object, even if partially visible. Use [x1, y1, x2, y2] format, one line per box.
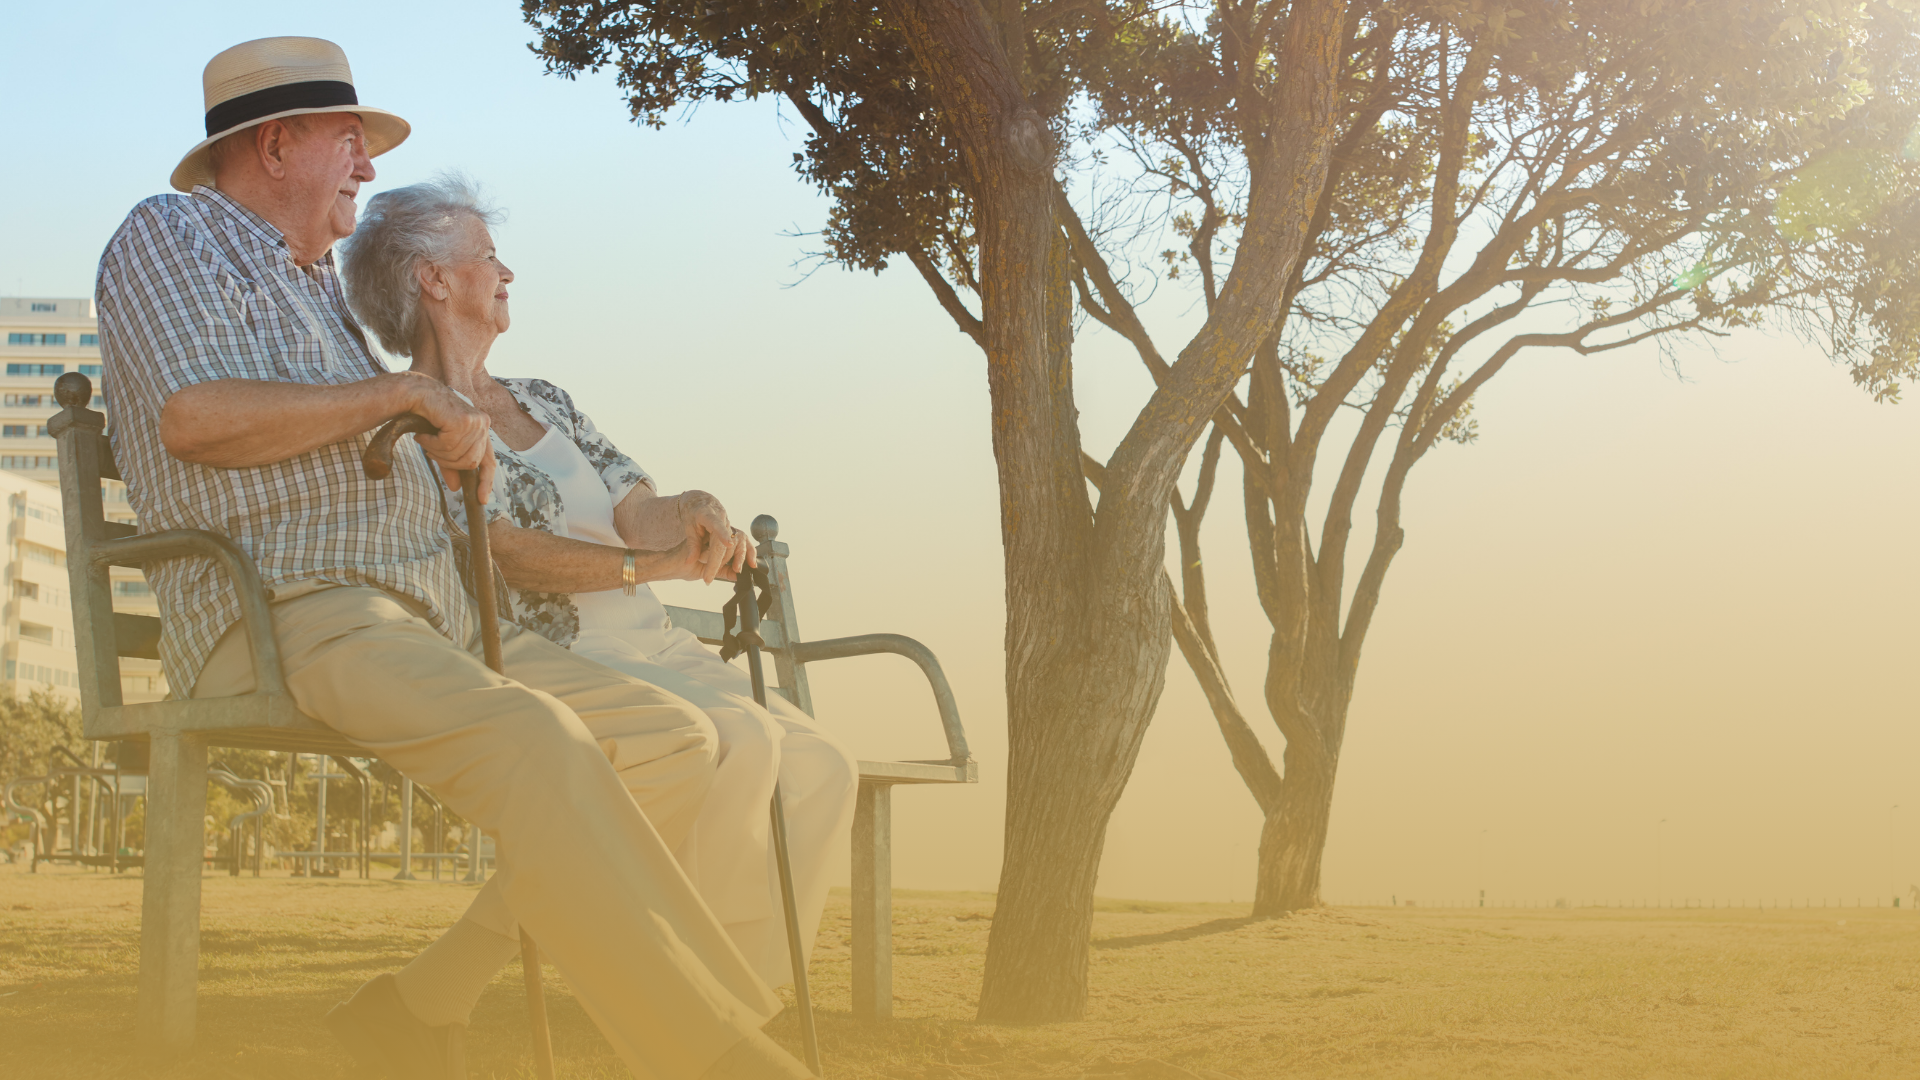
[5, 0, 1918, 908]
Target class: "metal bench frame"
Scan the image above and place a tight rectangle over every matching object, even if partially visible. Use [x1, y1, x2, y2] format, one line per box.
[48, 375, 976, 1051]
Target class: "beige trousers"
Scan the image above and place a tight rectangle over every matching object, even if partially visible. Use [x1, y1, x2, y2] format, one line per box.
[575, 626, 858, 989]
[193, 585, 780, 1079]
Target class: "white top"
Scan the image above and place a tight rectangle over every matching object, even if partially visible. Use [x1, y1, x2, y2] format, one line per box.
[517, 425, 670, 640]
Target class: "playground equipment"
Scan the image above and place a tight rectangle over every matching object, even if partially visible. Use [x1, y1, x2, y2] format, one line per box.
[4, 745, 145, 872]
[49, 371, 977, 1057]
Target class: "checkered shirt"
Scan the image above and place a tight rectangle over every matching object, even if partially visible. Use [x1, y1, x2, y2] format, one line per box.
[95, 185, 468, 691]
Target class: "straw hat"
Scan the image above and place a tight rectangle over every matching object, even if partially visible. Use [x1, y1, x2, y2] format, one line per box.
[170, 37, 410, 193]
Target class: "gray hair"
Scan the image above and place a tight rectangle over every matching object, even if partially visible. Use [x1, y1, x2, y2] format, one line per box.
[340, 173, 504, 356]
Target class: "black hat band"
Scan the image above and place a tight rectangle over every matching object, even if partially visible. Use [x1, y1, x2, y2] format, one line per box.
[204, 80, 358, 138]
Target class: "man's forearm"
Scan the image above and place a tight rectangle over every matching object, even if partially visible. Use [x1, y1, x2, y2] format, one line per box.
[159, 372, 429, 467]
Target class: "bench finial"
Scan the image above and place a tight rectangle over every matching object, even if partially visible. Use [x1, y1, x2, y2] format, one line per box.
[55, 372, 93, 409]
[751, 514, 779, 544]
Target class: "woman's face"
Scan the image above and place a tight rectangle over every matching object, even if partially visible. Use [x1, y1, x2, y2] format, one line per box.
[436, 215, 514, 337]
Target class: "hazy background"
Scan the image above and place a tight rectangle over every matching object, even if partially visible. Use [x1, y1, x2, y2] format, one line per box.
[6, 0, 1916, 907]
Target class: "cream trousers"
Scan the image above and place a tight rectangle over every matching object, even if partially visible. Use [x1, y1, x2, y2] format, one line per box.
[193, 585, 780, 1079]
[574, 625, 859, 988]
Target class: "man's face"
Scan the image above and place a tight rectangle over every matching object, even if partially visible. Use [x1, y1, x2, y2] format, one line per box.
[279, 112, 375, 248]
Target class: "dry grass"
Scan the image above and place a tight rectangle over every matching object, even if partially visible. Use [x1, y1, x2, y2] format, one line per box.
[2, 865, 1917, 1078]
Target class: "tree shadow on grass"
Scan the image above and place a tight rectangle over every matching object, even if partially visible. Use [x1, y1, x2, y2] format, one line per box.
[1092, 917, 1260, 951]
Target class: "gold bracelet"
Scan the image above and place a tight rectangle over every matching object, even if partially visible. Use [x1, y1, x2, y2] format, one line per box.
[622, 549, 637, 596]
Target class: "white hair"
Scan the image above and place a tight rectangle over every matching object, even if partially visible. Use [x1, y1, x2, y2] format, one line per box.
[340, 173, 504, 356]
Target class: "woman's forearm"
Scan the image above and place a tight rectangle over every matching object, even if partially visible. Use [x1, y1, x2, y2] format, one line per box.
[612, 481, 678, 551]
[488, 518, 695, 593]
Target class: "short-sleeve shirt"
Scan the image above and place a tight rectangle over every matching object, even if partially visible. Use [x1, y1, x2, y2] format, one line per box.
[441, 378, 651, 648]
[95, 186, 468, 690]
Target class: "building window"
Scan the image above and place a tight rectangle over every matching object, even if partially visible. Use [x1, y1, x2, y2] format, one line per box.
[12, 580, 38, 601]
[18, 622, 53, 644]
[29, 303, 57, 313]
[79, 335, 98, 347]
[7, 335, 68, 348]
[4, 394, 43, 407]
[92, 395, 105, 409]
[112, 581, 152, 598]
[78, 363, 101, 375]
[0, 455, 57, 470]
[5, 660, 77, 687]
[20, 545, 65, 569]
[3, 425, 26, 437]
[5, 363, 66, 375]
[22, 541, 64, 563]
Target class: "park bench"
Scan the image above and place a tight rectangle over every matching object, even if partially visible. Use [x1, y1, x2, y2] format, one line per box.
[46, 372, 977, 1051]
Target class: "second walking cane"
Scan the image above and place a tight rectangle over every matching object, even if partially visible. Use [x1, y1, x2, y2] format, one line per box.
[722, 547, 824, 1077]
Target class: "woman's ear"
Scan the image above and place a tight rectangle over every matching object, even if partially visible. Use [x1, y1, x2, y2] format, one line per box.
[416, 260, 450, 303]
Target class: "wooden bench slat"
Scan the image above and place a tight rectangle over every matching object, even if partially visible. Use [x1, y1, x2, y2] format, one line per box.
[663, 604, 786, 650]
[113, 612, 161, 659]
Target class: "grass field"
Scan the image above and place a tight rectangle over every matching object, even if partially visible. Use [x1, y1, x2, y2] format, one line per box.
[2, 865, 1917, 1079]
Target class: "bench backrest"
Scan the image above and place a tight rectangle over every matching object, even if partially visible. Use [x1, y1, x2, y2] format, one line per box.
[47, 374, 819, 714]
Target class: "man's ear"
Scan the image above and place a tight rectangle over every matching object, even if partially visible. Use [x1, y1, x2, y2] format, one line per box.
[256, 120, 293, 181]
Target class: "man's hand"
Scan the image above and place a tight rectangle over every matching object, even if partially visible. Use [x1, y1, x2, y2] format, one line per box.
[399, 374, 495, 500]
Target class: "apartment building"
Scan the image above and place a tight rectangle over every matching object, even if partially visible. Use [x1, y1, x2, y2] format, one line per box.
[0, 297, 165, 704]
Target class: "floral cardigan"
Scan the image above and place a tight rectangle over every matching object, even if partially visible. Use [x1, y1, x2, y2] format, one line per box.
[440, 377, 653, 648]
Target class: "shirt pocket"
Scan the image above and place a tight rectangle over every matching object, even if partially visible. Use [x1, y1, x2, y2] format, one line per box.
[196, 268, 255, 329]
[248, 302, 335, 379]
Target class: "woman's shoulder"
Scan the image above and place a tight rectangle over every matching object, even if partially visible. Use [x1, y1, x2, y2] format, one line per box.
[496, 377, 582, 425]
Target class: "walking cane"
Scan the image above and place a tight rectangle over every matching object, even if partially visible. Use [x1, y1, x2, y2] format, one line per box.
[364, 416, 557, 1080]
[724, 562, 824, 1077]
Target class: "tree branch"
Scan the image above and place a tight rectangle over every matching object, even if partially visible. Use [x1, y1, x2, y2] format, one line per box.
[907, 248, 986, 348]
[1169, 570, 1283, 816]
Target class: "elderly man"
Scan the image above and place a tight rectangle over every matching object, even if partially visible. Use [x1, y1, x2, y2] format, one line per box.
[96, 36, 811, 1080]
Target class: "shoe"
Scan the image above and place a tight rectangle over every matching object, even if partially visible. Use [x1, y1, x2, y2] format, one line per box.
[325, 972, 468, 1079]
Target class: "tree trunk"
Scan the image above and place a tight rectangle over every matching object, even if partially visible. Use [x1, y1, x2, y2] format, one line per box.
[876, 0, 1179, 1025]
[980, 644, 1168, 1019]
[976, 224, 1175, 1022]
[1253, 738, 1339, 915]
[878, 0, 1345, 1021]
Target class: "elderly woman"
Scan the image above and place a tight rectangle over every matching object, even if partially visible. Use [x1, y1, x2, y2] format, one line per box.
[338, 175, 857, 1029]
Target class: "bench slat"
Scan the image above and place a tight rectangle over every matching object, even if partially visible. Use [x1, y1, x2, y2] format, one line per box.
[664, 604, 786, 650]
[113, 612, 162, 660]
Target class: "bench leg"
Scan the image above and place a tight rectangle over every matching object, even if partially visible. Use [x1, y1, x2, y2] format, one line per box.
[137, 731, 207, 1053]
[851, 780, 892, 1019]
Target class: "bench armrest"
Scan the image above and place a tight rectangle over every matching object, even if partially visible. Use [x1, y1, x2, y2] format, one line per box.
[788, 633, 972, 766]
[88, 529, 290, 699]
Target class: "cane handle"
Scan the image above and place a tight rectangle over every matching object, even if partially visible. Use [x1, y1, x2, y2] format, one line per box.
[362, 414, 441, 480]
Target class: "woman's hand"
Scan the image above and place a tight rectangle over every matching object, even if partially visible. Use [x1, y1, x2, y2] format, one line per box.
[620, 488, 756, 585]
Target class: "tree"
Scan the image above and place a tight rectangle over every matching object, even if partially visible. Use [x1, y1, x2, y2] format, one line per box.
[517, 0, 1920, 1021]
[522, 0, 1347, 1020]
[1158, 0, 1920, 914]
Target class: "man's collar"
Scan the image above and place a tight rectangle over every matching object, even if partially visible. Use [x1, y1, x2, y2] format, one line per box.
[191, 185, 291, 254]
